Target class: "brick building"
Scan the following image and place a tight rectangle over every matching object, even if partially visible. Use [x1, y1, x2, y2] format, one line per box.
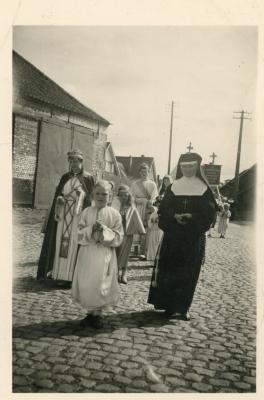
[13, 51, 110, 208]
[220, 164, 256, 220]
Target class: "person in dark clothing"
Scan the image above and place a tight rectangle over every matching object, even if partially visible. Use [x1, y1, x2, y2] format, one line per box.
[159, 174, 173, 198]
[148, 152, 218, 320]
[37, 149, 94, 287]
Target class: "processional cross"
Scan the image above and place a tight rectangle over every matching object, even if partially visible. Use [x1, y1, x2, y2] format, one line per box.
[210, 152, 217, 165]
[187, 142, 193, 153]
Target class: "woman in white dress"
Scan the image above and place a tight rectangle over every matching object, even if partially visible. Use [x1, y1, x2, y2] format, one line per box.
[71, 180, 124, 329]
[145, 202, 163, 262]
[218, 203, 231, 238]
[112, 185, 146, 284]
[130, 163, 158, 258]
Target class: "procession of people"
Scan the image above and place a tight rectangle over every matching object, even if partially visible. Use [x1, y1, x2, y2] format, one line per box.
[36, 148, 232, 328]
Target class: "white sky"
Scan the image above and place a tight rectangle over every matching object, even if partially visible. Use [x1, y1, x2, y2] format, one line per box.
[13, 26, 257, 181]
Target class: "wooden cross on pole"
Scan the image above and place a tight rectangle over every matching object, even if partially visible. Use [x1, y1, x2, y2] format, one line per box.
[210, 152, 217, 165]
[187, 142, 193, 153]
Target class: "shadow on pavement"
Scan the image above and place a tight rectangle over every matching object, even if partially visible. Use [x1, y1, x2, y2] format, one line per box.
[13, 275, 73, 293]
[128, 265, 154, 271]
[15, 261, 39, 268]
[128, 274, 151, 282]
[14, 274, 153, 291]
[13, 310, 169, 339]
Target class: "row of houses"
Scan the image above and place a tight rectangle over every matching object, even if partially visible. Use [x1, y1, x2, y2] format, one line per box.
[219, 164, 256, 220]
[13, 51, 157, 209]
[13, 51, 255, 219]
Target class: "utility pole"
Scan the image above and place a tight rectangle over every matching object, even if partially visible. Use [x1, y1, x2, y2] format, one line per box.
[232, 110, 251, 205]
[167, 101, 174, 174]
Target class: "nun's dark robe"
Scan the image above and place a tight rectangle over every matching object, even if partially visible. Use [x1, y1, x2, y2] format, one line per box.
[37, 171, 94, 280]
[148, 186, 216, 314]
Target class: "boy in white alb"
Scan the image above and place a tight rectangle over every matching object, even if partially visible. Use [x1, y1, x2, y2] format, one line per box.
[71, 180, 123, 329]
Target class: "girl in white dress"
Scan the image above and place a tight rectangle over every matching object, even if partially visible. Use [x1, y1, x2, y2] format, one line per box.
[218, 203, 231, 238]
[145, 204, 163, 262]
[112, 185, 146, 284]
[130, 163, 158, 258]
[71, 180, 123, 329]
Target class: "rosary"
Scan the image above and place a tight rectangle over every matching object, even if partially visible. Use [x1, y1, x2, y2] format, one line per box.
[182, 198, 188, 211]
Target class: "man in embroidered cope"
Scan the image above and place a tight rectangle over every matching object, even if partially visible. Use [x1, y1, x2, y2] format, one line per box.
[37, 149, 94, 287]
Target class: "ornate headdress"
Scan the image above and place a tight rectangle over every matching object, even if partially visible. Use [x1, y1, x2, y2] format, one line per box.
[67, 149, 83, 161]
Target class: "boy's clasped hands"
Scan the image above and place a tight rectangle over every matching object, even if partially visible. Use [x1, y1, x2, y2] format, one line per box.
[92, 220, 104, 242]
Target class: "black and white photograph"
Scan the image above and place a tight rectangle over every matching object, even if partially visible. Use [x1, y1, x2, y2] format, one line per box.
[1, 1, 263, 397]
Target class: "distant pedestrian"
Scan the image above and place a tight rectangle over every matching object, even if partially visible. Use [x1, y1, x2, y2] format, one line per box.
[71, 180, 123, 329]
[113, 185, 145, 284]
[159, 174, 173, 198]
[148, 152, 218, 321]
[145, 199, 163, 261]
[218, 203, 231, 238]
[37, 149, 94, 288]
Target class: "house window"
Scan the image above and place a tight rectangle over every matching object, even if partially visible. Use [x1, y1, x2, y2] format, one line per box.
[105, 161, 114, 173]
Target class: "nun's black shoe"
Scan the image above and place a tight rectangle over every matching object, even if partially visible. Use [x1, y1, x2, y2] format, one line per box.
[165, 311, 190, 321]
[164, 310, 172, 318]
[79, 314, 93, 328]
[91, 315, 104, 329]
[181, 312, 191, 321]
[57, 281, 72, 289]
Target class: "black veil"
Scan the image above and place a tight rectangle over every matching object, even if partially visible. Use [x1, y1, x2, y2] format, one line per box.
[174, 152, 218, 207]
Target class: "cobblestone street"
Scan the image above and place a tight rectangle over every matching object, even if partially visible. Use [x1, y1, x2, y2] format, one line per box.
[12, 208, 256, 393]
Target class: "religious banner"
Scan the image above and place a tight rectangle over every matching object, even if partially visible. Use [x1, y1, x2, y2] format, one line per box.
[202, 164, 222, 185]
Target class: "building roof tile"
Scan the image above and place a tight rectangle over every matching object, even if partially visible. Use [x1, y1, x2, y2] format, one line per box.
[13, 50, 110, 126]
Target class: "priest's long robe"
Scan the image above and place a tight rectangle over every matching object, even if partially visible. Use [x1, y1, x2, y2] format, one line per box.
[37, 171, 94, 281]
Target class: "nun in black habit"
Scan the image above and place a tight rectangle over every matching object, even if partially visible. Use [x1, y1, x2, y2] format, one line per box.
[148, 152, 218, 320]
